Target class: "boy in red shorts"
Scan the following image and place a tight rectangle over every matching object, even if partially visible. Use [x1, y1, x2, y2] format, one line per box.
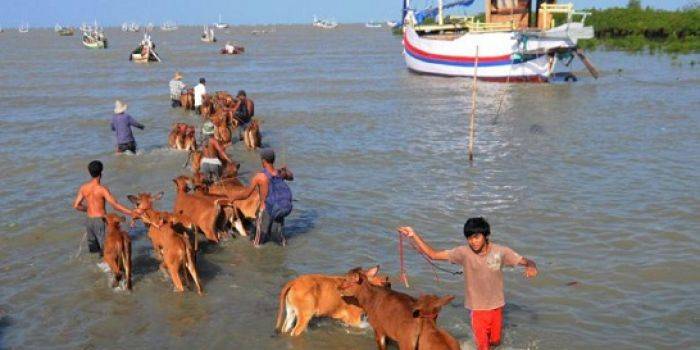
[398, 217, 538, 350]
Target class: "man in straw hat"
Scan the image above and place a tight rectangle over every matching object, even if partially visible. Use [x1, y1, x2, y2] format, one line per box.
[169, 72, 186, 108]
[200, 121, 233, 181]
[110, 100, 144, 154]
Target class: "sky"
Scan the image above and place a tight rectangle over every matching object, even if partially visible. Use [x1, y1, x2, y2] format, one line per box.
[2, 0, 694, 28]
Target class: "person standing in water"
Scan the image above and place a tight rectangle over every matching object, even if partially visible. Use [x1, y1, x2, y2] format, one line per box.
[397, 217, 538, 350]
[110, 100, 144, 154]
[72, 160, 135, 258]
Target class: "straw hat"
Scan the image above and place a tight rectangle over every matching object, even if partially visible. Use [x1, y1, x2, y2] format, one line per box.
[173, 71, 183, 80]
[114, 100, 128, 114]
[202, 121, 215, 135]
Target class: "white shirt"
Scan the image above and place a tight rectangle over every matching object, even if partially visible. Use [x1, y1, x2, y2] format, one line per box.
[194, 83, 206, 106]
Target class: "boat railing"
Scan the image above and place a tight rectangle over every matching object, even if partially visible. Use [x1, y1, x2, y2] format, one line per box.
[538, 3, 590, 30]
[415, 18, 516, 34]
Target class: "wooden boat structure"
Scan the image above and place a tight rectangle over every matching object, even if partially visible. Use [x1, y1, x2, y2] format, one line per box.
[401, 0, 599, 82]
[313, 16, 338, 29]
[220, 42, 245, 55]
[130, 34, 161, 63]
[55, 24, 75, 36]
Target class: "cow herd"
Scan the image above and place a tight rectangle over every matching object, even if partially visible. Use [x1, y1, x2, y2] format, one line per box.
[98, 88, 462, 349]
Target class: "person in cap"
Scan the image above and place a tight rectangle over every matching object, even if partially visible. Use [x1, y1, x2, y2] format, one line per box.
[199, 121, 233, 181]
[110, 100, 144, 154]
[228, 148, 294, 246]
[169, 72, 186, 108]
[397, 218, 538, 350]
[193, 78, 207, 114]
[231, 90, 254, 140]
[73, 160, 136, 259]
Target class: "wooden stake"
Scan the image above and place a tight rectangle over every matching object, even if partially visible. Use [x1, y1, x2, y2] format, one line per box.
[468, 46, 479, 162]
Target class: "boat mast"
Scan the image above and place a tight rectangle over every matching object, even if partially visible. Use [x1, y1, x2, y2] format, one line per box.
[438, 0, 444, 25]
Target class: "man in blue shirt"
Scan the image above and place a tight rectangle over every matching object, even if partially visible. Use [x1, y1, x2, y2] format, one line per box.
[110, 100, 145, 154]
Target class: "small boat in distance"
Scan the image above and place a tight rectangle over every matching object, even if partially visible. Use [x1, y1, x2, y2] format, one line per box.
[160, 21, 177, 31]
[214, 14, 229, 29]
[58, 27, 75, 36]
[130, 33, 161, 63]
[18, 23, 29, 33]
[145, 22, 154, 32]
[82, 23, 107, 49]
[201, 26, 216, 43]
[386, 20, 398, 27]
[366, 21, 382, 28]
[313, 16, 338, 29]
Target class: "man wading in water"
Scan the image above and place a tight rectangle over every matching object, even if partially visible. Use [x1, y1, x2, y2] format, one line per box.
[111, 100, 144, 154]
[200, 121, 233, 181]
[231, 90, 254, 140]
[72, 161, 135, 267]
[397, 217, 538, 350]
[228, 149, 293, 246]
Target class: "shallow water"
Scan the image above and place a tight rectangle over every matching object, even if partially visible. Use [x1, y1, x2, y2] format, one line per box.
[0, 25, 699, 349]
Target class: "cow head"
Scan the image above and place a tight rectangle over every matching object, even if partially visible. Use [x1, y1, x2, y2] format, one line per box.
[103, 213, 126, 228]
[127, 192, 164, 224]
[411, 294, 454, 321]
[172, 176, 192, 193]
[338, 265, 383, 297]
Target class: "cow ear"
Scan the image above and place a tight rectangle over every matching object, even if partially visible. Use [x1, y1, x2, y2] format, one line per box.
[436, 295, 455, 308]
[155, 191, 164, 200]
[127, 195, 139, 205]
[365, 265, 380, 278]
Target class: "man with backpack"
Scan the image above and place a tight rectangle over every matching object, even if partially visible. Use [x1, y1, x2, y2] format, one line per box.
[228, 148, 293, 246]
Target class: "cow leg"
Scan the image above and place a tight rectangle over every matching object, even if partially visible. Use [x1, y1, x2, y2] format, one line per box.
[290, 310, 312, 337]
[104, 254, 121, 288]
[374, 330, 387, 350]
[167, 260, 185, 293]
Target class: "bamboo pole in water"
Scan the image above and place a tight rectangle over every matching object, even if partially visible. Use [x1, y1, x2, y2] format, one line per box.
[468, 46, 479, 162]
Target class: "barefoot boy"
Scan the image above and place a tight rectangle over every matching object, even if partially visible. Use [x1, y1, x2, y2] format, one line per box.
[397, 217, 537, 350]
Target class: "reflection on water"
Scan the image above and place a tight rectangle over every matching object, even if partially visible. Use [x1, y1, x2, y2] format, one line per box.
[0, 26, 699, 349]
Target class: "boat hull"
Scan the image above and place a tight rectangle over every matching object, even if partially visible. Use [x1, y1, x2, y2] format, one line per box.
[403, 25, 582, 81]
[82, 41, 105, 49]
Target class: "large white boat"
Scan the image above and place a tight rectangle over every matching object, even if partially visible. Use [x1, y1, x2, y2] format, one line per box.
[82, 23, 107, 49]
[313, 16, 338, 29]
[402, 0, 598, 82]
[214, 14, 229, 29]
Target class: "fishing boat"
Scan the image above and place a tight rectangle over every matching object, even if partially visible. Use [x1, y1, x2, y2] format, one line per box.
[160, 20, 177, 31]
[58, 27, 75, 36]
[82, 23, 107, 49]
[387, 20, 399, 27]
[214, 14, 229, 29]
[18, 23, 29, 33]
[201, 26, 217, 42]
[121, 22, 128, 32]
[220, 41, 245, 55]
[145, 22, 154, 32]
[124, 22, 140, 32]
[130, 33, 161, 63]
[402, 0, 598, 82]
[366, 21, 382, 28]
[312, 16, 338, 29]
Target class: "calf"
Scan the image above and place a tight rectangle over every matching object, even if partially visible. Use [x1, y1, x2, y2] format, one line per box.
[147, 211, 203, 295]
[173, 176, 229, 244]
[243, 119, 261, 150]
[412, 295, 460, 350]
[200, 94, 214, 119]
[199, 178, 260, 237]
[180, 88, 194, 110]
[212, 112, 232, 145]
[183, 125, 197, 151]
[168, 123, 188, 150]
[189, 150, 203, 174]
[103, 213, 132, 290]
[339, 267, 420, 350]
[276, 266, 391, 336]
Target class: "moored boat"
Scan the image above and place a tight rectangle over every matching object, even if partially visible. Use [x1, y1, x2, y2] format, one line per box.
[402, 0, 598, 82]
[313, 16, 338, 29]
[82, 23, 107, 49]
[160, 20, 177, 31]
[366, 21, 382, 28]
[220, 41, 245, 55]
[18, 23, 29, 33]
[214, 14, 229, 29]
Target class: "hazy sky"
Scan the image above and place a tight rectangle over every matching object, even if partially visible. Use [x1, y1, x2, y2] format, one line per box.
[3, 0, 693, 27]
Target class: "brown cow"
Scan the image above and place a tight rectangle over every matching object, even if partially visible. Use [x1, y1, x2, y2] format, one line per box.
[189, 150, 203, 174]
[181, 88, 194, 110]
[412, 294, 460, 350]
[198, 177, 260, 237]
[183, 125, 197, 151]
[103, 213, 132, 290]
[275, 266, 391, 336]
[339, 267, 420, 350]
[168, 123, 188, 150]
[146, 210, 203, 295]
[200, 94, 214, 119]
[172, 175, 229, 244]
[243, 119, 261, 150]
[212, 112, 232, 145]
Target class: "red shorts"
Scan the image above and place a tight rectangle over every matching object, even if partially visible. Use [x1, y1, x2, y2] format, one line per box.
[471, 307, 503, 350]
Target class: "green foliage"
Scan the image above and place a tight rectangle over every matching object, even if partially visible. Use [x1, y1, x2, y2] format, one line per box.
[627, 0, 641, 10]
[583, 6, 700, 54]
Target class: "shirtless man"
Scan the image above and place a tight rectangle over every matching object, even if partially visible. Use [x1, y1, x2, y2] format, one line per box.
[72, 160, 135, 255]
[200, 121, 233, 182]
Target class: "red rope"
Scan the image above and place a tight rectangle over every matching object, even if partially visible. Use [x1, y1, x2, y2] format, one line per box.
[397, 232, 463, 289]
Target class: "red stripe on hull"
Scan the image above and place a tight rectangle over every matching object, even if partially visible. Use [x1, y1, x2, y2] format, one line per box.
[403, 34, 512, 63]
[406, 67, 547, 83]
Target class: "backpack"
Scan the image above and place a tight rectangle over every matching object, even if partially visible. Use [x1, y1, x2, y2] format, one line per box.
[263, 169, 293, 220]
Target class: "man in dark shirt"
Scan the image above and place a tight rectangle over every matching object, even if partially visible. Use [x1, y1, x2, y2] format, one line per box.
[232, 90, 254, 141]
[110, 100, 145, 154]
